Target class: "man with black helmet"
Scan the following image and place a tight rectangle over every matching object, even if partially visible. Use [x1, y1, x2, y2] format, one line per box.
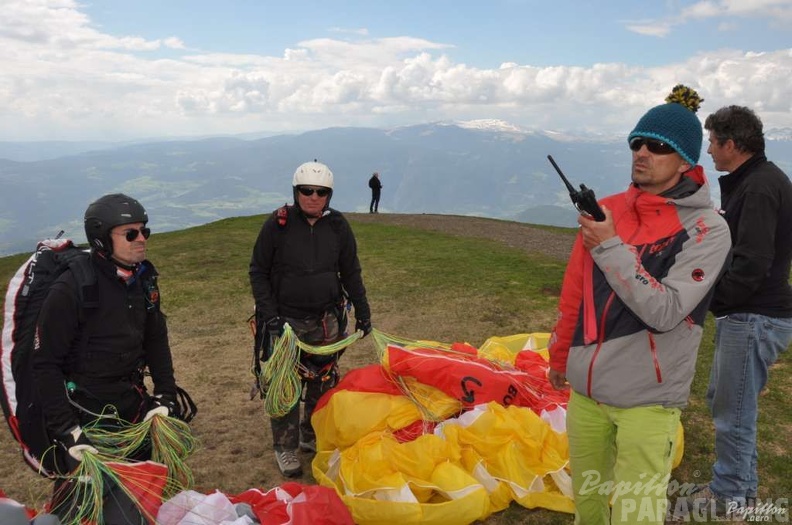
[250, 160, 373, 478]
[33, 193, 181, 522]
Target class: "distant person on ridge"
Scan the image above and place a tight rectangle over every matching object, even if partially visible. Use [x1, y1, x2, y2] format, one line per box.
[33, 193, 184, 523]
[368, 171, 382, 213]
[249, 160, 373, 478]
[546, 85, 731, 525]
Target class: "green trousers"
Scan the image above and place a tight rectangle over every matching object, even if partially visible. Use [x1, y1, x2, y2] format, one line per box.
[567, 391, 680, 525]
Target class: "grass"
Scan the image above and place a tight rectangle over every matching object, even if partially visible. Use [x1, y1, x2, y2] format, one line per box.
[0, 214, 790, 525]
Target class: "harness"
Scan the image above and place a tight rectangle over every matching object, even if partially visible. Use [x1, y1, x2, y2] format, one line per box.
[250, 205, 350, 396]
[68, 264, 196, 424]
[276, 202, 289, 228]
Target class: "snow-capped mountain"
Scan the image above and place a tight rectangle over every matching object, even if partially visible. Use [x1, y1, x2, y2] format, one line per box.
[1, 121, 790, 255]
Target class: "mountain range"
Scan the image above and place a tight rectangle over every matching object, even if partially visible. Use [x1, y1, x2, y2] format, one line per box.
[1, 120, 791, 256]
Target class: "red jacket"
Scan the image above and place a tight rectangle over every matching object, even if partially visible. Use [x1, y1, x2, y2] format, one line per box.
[548, 167, 731, 408]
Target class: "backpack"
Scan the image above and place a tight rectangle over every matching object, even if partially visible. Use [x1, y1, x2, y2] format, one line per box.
[0, 238, 97, 477]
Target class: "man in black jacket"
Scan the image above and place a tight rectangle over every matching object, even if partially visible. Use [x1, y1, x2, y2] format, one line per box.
[250, 160, 373, 477]
[677, 106, 792, 518]
[368, 171, 382, 213]
[34, 193, 182, 523]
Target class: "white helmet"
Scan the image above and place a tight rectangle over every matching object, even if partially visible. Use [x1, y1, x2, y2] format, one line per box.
[293, 161, 334, 189]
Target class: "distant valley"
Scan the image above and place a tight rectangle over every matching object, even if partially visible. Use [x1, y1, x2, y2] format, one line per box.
[1, 121, 791, 256]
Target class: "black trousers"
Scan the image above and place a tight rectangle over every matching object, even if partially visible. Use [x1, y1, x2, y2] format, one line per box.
[370, 190, 381, 212]
[51, 477, 146, 525]
[270, 311, 342, 450]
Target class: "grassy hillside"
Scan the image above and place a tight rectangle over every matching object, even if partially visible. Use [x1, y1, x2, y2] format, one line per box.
[1, 214, 789, 524]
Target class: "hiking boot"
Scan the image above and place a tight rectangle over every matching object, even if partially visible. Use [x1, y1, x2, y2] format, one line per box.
[274, 450, 302, 477]
[299, 439, 316, 453]
[668, 484, 746, 522]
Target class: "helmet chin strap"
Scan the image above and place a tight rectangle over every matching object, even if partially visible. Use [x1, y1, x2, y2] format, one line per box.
[300, 209, 323, 221]
[293, 189, 331, 218]
[111, 258, 138, 272]
[295, 203, 327, 220]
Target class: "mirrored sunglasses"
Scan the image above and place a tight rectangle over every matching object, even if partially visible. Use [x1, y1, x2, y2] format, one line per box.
[115, 227, 151, 242]
[629, 137, 677, 155]
[297, 186, 331, 197]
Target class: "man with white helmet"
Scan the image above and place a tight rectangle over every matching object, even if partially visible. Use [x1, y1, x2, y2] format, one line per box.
[249, 160, 373, 477]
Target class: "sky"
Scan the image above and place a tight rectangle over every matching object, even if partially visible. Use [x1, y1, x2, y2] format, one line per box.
[1, 0, 791, 142]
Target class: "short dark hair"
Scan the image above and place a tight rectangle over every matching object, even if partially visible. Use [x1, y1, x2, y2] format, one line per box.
[704, 105, 764, 154]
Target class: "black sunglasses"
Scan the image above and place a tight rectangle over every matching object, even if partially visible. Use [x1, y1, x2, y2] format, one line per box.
[629, 137, 677, 155]
[116, 227, 151, 242]
[297, 186, 331, 197]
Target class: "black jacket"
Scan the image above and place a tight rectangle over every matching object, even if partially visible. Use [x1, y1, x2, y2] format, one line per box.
[368, 176, 382, 193]
[710, 154, 792, 317]
[33, 254, 176, 434]
[250, 206, 371, 322]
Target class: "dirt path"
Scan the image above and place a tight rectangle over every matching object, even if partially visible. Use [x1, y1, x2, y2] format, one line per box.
[348, 212, 577, 261]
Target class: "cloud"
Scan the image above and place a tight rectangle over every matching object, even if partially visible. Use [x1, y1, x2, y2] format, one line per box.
[698, 0, 792, 20]
[0, 0, 181, 51]
[1, 0, 791, 141]
[328, 27, 370, 36]
[624, 21, 674, 37]
[626, 0, 792, 37]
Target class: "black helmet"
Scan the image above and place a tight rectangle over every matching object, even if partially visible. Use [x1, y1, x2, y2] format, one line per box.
[84, 193, 148, 256]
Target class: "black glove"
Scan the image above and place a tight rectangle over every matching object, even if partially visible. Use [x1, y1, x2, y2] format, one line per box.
[355, 318, 372, 337]
[145, 394, 180, 421]
[55, 426, 98, 472]
[266, 316, 285, 340]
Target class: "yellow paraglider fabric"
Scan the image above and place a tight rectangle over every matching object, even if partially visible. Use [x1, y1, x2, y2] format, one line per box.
[478, 333, 551, 363]
[313, 432, 492, 525]
[310, 331, 684, 525]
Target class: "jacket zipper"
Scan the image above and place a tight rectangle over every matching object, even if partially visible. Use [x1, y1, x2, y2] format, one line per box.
[648, 332, 662, 383]
[586, 292, 616, 398]
[585, 204, 650, 396]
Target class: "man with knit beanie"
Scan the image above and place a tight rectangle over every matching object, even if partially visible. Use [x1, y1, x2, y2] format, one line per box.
[547, 85, 731, 525]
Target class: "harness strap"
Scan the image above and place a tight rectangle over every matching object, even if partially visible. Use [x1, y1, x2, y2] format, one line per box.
[297, 357, 339, 382]
[276, 204, 289, 228]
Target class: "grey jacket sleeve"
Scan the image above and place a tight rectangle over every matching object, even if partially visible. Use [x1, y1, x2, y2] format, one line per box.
[590, 210, 731, 332]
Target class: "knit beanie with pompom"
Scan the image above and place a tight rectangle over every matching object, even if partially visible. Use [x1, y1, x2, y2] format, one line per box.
[628, 84, 704, 165]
